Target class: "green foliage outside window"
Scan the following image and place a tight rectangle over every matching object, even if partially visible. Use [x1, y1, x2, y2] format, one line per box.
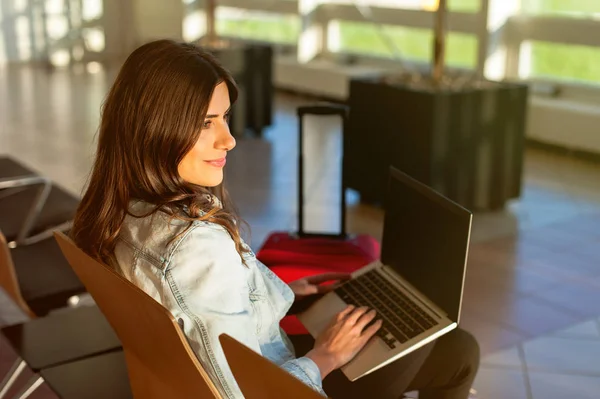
[217, 12, 300, 43]
[530, 41, 600, 83]
[214, 0, 600, 83]
[448, 0, 479, 12]
[522, 0, 599, 16]
[336, 22, 478, 69]
[524, 1, 600, 82]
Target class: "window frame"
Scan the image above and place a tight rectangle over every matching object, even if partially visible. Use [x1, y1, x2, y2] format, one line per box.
[183, 0, 600, 101]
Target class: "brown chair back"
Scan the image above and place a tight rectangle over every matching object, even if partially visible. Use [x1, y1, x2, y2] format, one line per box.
[220, 334, 327, 399]
[54, 231, 222, 399]
[0, 229, 35, 318]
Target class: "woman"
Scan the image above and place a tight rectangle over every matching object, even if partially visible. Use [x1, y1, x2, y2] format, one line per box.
[72, 40, 479, 399]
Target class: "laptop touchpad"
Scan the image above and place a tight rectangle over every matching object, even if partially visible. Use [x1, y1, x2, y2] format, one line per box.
[297, 293, 347, 338]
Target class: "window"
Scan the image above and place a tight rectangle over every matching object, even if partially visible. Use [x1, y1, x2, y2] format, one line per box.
[318, 0, 479, 12]
[448, 0, 479, 12]
[82, 0, 103, 21]
[82, 27, 105, 52]
[45, 0, 64, 14]
[521, 40, 600, 84]
[332, 21, 478, 68]
[216, 8, 300, 44]
[15, 16, 32, 61]
[47, 15, 69, 40]
[521, 0, 599, 18]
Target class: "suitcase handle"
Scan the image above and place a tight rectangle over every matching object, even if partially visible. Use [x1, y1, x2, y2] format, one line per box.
[297, 104, 348, 118]
[297, 104, 348, 239]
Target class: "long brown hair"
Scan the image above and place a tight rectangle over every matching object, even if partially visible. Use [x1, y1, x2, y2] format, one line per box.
[72, 40, 249, 266]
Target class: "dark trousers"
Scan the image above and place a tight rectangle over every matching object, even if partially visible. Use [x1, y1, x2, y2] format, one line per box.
[289, 328, 480, 399]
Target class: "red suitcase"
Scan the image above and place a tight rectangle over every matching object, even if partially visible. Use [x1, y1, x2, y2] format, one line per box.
[256, 104, 380, 335]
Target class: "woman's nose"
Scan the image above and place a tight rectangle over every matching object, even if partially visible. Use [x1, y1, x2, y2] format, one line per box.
[216, 123, 236, 152]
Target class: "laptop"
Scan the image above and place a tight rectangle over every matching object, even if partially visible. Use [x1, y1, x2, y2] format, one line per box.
[297, 167, 473, 381]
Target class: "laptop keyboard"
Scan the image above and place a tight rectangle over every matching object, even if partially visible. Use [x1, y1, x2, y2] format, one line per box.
[334, 270, 439, 349]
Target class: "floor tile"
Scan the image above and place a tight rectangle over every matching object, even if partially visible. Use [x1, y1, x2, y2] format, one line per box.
[551, 320, 600, 340]
[481, 346, 523, 368]
[459, 313, 529, 355]
[462, 293, 581, 337]
[464, 260, 564, 296]
[530, 283, 600, 319]
[467, 237, 552, 269]
[472, 366, 529, 399]
[529, 372, 600, 399]
[523, 336, 600, 375]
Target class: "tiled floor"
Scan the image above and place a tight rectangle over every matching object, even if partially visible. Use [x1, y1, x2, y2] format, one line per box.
[476, 317, 600, 399]
[1, 64, 600, 398]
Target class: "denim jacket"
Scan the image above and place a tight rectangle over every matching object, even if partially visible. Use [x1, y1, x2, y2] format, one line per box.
[113, 200, 326, 398]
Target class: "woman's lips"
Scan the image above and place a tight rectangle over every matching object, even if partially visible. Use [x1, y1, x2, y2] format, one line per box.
[204, 158, 226, 168]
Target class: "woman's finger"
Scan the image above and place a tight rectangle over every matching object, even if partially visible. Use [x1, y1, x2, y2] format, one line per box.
[345, 306, 371, 325]
[336, 304, 356, 320]
[355, 309, 377, 328]
[362, 319, 383, 340]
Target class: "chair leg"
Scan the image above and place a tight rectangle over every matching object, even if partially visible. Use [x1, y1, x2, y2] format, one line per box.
[0, 359, 26, 398]
[10, 375, 43, 399]
[15, 220, 73, 247]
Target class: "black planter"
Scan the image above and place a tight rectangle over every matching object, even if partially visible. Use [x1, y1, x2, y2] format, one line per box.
[201, 40, 274, 137]
[345, 77, 529, 210]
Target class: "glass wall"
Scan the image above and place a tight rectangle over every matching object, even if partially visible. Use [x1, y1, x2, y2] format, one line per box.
[517, 1, 600, 84]
[216, 8, 300, 44]
[0, 0, 105, 66]
[524, 41, 600, 84]
[521, 0, 599, 18]
[333, 21, 477, 68]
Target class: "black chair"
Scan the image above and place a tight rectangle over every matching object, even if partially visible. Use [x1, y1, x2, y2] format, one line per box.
[0, 157, 78, 248]
[0, 306, 122, 399]
[3, 232, 87, 317]
[0, 157, 85, 317]
[39, 351, 131, 399]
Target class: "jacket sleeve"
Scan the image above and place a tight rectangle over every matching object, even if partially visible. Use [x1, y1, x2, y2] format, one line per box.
[163, 223, 326, 399]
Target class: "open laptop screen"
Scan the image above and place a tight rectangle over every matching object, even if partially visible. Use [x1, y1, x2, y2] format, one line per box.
[380, 168, 472, 323]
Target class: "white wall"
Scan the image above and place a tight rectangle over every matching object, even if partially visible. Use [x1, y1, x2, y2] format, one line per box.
[102, 0, 184, 60]
[528, 98, 600, 154]
[131, 0, 183, 45]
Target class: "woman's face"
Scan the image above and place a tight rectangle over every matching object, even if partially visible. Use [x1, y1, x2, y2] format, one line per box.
[178, 82, 236, 187]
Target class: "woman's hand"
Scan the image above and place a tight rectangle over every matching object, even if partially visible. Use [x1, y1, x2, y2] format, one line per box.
[305, 305, 382, 378]
[288, 272, 352, 301]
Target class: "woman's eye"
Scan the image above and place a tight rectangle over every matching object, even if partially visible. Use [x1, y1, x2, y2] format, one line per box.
[202, 120, 212, 129]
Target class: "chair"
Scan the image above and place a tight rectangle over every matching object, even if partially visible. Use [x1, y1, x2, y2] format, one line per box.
[0, 157, 86, 317]
[0, 231, 31, 319]
[54, 231, 326, 399]
[0, 230, 89, 398]
[0, 156, 77, 247]
[39, 351, 132, 399]
[0, 306, 122, 399]
[53, 232, 221, 398]
[0, 230, 85, 318]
